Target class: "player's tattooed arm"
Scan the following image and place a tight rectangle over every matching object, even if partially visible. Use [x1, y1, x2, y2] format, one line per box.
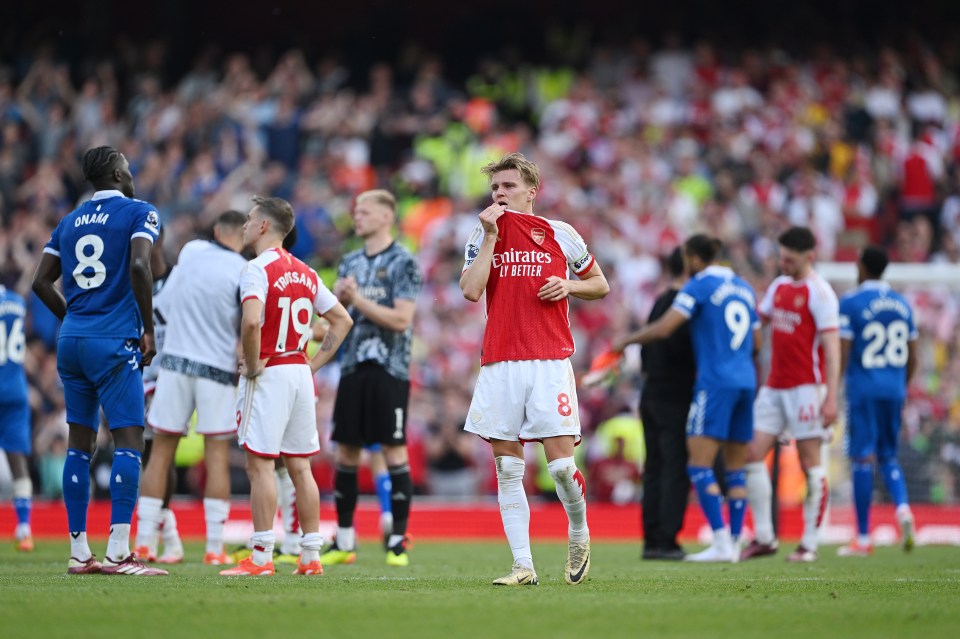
[309, 301, 354, 373]
[319, 330, 338, 352]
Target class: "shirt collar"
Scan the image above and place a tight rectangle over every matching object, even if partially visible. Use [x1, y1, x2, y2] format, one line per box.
[858, 280, 890, 292]
[701, 265, 734, 277]
[91, 190, 127, 201]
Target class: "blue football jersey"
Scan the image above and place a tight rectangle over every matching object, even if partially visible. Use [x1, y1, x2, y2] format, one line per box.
[839, 280, 916, 401]
[0, 285, 28, 403]
[44, 190, 160, 339]
[672, 265, 759, 391]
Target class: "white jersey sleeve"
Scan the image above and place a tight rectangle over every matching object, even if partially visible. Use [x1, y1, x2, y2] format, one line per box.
[239, 262, 269, 305]
[313, 275, 338, 315]
[808, 273, 840, 332]
[549, 220, 595, 276]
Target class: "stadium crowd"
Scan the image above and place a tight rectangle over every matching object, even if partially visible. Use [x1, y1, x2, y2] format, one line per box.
[1, 33, 960, 506]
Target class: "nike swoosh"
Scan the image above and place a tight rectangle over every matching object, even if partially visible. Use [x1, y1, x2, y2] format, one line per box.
[569, 552, 589, 583]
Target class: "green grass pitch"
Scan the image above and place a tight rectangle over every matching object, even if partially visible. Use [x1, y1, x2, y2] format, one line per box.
[1, 541, 958, 639]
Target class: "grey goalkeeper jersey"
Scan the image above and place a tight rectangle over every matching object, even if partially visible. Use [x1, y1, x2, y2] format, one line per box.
[338, 242, 422, 381]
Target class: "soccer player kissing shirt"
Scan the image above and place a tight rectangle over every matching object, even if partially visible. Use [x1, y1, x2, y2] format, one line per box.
[461, 152, 609, 587]
[32, 146, 167, 576]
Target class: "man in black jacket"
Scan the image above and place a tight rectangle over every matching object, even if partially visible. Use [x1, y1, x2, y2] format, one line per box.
[614, 248, 695, 560]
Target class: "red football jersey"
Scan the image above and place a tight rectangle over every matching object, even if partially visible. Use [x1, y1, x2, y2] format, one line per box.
[463, 211, 596, 365]
[759, 272, 839, 388]
[239, 248, 337, 362]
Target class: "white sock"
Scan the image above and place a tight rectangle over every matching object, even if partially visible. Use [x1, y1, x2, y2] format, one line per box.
[802, 466, 828, 551]
[251, 530, 276, 566]
[276, 468, 298, 531]
[70, 532, 92, 561]
[161, 508, 181, 547]
[746, 462, 775, 544]
[380, 512, 394, 538]
[203, 498, 230, 554]
[336, 527, 356, 551]
[135, 496, 163, 551]
[300, 532, 323, 563]
[547, 456, 589, 542]
[896, 503, 913, 523]
[496, 456, 532, 569]
[713, 527, 732, 551]
[106, 523, 131, 561]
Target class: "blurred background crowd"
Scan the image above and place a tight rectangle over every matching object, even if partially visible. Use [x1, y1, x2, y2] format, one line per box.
[1, 0, 960, 509]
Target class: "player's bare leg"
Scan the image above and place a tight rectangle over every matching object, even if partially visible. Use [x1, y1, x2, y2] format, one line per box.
[221, 452, 276, 576]
[284, 456, 323, 575]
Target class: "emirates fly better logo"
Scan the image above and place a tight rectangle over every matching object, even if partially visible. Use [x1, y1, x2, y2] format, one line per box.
[531, 227, 545, 245]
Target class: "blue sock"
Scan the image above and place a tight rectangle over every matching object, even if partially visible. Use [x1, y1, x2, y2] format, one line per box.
[374, 472, 392, 515]
[63, 449, 92, 534]
[688, 466, 725, 531]
[725, 469, 747, 538]
[853, 462, 874, 537]
[879, 459, 909, 509]
[14, 497, 31, 526]
[110, 448, 142, 525]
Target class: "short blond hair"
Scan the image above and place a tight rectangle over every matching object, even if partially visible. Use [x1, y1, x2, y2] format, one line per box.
[481, 152, 540, 189]
[356, 189, 396, 213]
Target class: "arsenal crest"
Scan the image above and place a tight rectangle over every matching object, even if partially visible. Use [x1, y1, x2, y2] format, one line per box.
[531, 228, 545, 245]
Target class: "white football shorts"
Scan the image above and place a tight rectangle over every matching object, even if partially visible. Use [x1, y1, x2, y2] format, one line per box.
[465, 359, 581, 443]
[753, 384, 828, 441]
[236, 364, 319, 458]
[147, 369, 237, 436]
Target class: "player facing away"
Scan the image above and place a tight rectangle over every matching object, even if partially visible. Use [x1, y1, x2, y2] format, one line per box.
[741, 226, 840, 563]
[32, 146, 167, 575]
[613, 235, 760, 562]
[461, 152, 610, 586]
[837, 246, 917, 557]
[136, 210, 249, 566]
[0, 281, 33, 551]
[131, 226, 183, 562]
[323, 189, 423, 568]
[220, 196, 353, 577]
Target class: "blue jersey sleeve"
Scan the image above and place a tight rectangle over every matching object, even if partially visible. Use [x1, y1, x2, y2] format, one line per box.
[838, 295, 855, 340]
[672, 278, 703, 319]
[44, 221, 63, 257]
[130, 201, 161, 244]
